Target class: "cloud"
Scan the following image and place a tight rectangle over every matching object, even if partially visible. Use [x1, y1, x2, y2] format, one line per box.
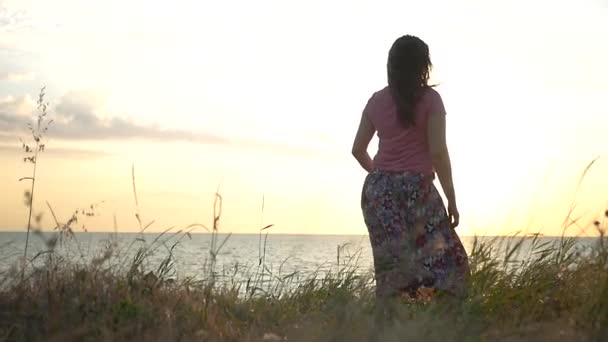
[0, 91, 229, 144]
[0, 111, 21, 129]
[0, 144, 112, 159]
[0, 91, 338, 160]
[0, 1, 30, 32]
[0, 71, 35, 81]
[0, 95, 35, 116]
[0, 95, 36, 134]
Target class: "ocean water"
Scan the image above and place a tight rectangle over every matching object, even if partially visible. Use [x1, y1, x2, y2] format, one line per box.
[0, 232, 601, 287]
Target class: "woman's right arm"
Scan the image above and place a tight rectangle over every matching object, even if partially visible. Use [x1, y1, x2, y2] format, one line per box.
[427, 110, 459, 229]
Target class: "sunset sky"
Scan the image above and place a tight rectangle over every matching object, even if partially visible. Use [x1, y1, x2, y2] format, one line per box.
[1, 0, 607, 236]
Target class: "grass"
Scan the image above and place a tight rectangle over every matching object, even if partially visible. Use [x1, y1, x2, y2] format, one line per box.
[0, 207, 607, 341]
[2, 87, 607, 341]
[18, 87, 52, 281]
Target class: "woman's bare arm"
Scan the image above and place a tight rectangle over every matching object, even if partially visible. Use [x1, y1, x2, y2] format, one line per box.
[352, 110, 375, 173]
[427, 112, 459, 228]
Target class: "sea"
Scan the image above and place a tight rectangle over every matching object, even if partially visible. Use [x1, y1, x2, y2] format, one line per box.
[0, 232, 602, 289]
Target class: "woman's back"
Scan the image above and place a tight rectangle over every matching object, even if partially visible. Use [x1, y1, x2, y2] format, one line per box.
[364, 86, 446, 174]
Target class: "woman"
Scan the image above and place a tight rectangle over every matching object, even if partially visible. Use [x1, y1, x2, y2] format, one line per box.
[352, 35, 470, 299]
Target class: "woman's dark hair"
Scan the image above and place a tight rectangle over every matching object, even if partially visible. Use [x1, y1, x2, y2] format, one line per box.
[387, 35, 433, 127]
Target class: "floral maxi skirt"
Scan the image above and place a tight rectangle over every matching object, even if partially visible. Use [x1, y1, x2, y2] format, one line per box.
[361, 170, 470, 298]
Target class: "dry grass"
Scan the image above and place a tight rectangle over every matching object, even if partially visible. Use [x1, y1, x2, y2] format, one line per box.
[0, 209, 606, 341]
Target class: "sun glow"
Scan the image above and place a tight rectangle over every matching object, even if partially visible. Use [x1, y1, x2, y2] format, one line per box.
[0, 0, 607, 235]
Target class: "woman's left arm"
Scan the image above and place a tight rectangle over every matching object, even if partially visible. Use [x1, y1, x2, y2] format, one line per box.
[351, 110, 375, 173]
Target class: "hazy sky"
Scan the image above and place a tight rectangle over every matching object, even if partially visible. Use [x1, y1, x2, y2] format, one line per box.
[1, 0, 607, 236]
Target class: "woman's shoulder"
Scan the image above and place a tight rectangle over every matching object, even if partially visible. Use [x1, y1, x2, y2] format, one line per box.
[364, 86, 390, 109]
[421, 86, 446, 114]
[422, 86, 442, 99]
[370, 86, 390, 100]
[372, 86, 442, 101]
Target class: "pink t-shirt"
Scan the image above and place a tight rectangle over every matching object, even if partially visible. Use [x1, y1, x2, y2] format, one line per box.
[364, 86, 446, 174]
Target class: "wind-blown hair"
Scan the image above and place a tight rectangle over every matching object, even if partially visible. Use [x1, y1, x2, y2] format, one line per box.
[387, 35, 433, 127]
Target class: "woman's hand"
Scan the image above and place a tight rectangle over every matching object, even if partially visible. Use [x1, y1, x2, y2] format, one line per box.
[448, 202, 459, 229]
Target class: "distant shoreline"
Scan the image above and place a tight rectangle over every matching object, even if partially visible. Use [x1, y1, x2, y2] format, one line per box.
[0, 231, 600, 239]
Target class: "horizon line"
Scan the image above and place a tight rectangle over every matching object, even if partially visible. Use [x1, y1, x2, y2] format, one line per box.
[0, 230, 599, 239]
